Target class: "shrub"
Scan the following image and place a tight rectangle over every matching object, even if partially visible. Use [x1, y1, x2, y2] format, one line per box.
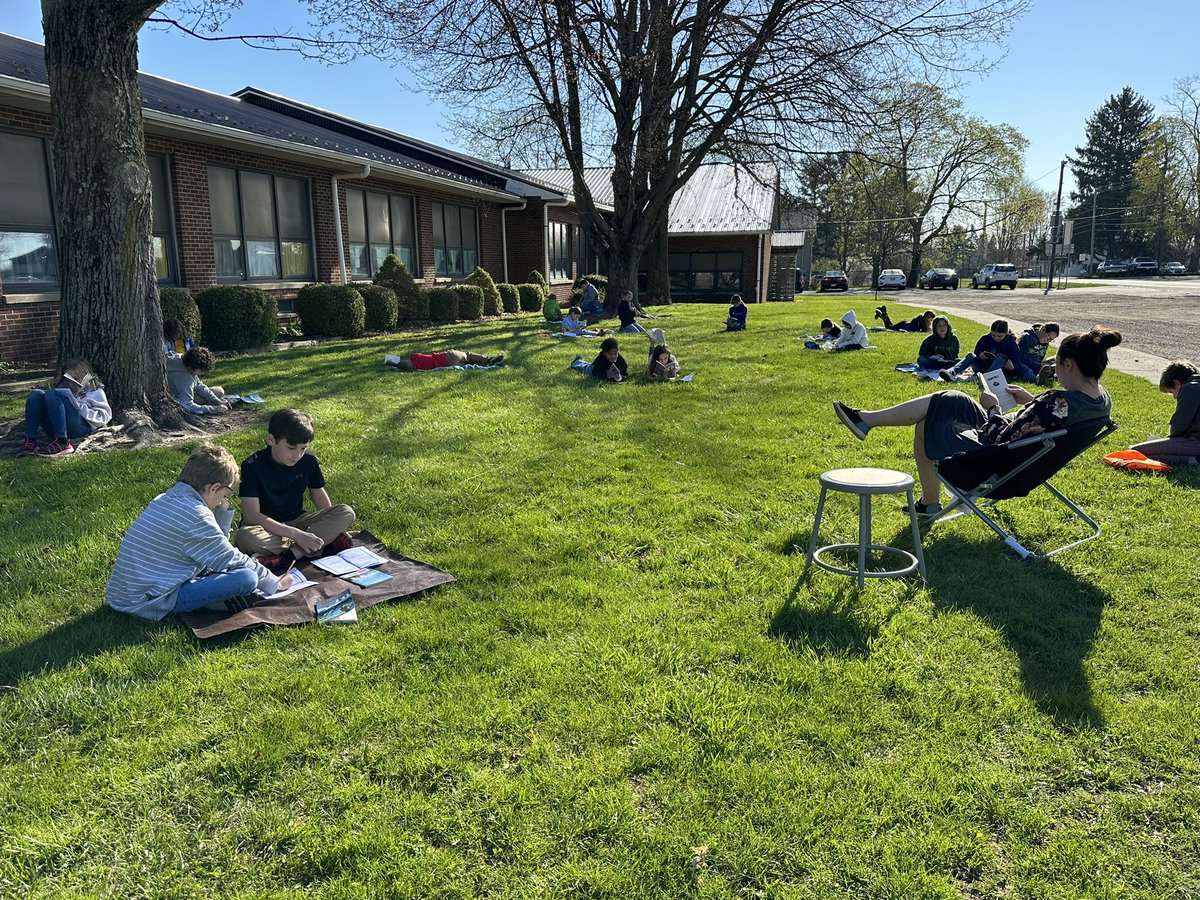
[373, 254, 425, 323]
[356, 284, 398, 331]
[295, 284, 365, 338]
[159, 287, 202, 344]
[527, 269, 548, 294]
[194, 285, 279, 351]
[462, 267, 502, 316]
[517, 283, 543, 313]
[425, 287, 459, 324]
[497, 283, 520, 314]
[451, 284, 484, 320]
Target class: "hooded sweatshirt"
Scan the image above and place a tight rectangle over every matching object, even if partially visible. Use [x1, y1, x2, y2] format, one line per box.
[833, 310, 868, 350]
[918, 319, 959, 361]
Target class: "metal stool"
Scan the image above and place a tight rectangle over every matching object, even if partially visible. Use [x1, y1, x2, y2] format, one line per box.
[805, 467, 927, 589]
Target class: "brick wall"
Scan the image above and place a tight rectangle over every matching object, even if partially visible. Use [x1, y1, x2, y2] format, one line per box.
[2, 101, 524, 362]
[504, 202, 582, 300]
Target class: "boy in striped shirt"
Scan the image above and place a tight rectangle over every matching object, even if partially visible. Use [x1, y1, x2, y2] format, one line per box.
[106, 444, 292, 620]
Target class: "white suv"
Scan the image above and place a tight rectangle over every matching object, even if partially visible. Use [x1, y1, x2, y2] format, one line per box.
[971, 263, 1018, 290]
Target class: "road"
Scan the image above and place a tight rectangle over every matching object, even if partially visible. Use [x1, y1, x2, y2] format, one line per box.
[873, 276, 1200, 367]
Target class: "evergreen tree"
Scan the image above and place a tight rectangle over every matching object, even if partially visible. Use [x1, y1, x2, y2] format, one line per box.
[1068, 87, 1154, 260]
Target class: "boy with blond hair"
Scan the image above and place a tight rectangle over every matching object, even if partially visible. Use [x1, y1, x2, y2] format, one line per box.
[107, 444, 289, 619]
[234, 408, 356, 570]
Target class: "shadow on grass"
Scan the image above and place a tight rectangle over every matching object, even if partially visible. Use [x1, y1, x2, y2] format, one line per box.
[769, 581, 879, 658]
[921, 532, 1109, 730]
[0, 606, 166, 686]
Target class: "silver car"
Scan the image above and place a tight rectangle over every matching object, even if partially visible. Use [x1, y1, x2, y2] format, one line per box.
[970, 263, 1018, 289]
[1161, 261, 1187, 276]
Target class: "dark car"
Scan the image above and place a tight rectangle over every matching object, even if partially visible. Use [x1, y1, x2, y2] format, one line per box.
[817, 270, 848, 292]
[918, 268, 958, 290]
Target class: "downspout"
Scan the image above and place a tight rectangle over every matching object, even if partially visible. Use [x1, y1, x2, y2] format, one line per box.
[331, 165, 371, 285]
[501, 198, 527, 284]
[543, 198, 570, 283]
[757, 233, 765, 302]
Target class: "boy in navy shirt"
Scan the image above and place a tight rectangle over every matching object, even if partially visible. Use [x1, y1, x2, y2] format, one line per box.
[234, 408, 356, 570]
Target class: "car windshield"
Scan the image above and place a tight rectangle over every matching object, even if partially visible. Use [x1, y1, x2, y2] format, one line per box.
[824, 271, 844, 277]
[935, 269, 954, 274]
[994, 265, 1015, 272]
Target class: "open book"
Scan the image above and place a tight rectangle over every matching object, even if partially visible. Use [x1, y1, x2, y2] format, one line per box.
[311, 546, 388, 576]
[978, 368, 1018, 413]
[225, 392, 266, 404]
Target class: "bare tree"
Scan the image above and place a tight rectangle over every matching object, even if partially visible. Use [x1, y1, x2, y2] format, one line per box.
[307, 0, 1032, 302]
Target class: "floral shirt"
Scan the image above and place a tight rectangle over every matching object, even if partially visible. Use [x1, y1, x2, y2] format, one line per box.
[981, 388, 1111, 446]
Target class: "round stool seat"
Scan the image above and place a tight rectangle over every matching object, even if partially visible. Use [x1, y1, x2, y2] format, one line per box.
[819, 467, 914, 494]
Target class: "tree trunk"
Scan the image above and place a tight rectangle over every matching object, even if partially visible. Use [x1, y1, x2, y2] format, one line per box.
[642, 211, 672, 306]
[43, 0, 174, 424]
[908, 223, 924, 284]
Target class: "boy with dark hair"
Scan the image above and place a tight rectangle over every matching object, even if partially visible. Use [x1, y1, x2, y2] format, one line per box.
[107, 443, 289, 619]
[234, 408, 356, 570]
[168, 346, 228, 414]
[571, 337, 628, 382]
[1132, 360, 1200, 466]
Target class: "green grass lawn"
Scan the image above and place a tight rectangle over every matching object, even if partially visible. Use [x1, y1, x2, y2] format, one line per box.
[2, 302, 1198, 898]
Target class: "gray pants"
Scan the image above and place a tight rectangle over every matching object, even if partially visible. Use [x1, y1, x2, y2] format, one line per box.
[234, 504, 357, 559]
[1130, 436, 1200, 466]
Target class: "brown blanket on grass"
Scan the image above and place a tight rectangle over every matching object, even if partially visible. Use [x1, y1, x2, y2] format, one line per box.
[179, 531, 454, 638]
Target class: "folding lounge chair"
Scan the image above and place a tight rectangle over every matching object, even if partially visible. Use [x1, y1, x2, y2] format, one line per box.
[928, 418, 1117, 559]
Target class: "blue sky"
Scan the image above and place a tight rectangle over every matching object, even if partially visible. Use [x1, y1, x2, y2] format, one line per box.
[7, 0, 1200, 199]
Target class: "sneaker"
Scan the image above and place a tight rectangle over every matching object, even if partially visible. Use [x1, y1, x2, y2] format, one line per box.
[17, 436, 37, 457]
[36, 439, 74, 458]
[384, 353, 403, 367]
[204, 594, 261, 613]
[937, 370, 955, 383]
[832, 401, 868, 441]
[1036, 363, 1055, 387]
[901, 501, 943, 517]
[487, 355, 505, 367]
[874, 306, 885, 320]
[324, 532, 353, 555]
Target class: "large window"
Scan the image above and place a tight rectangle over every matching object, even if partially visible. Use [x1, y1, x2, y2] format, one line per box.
[0, 131, 58, 289]
[208, 165, 313, 281]
[432, 202, 478, 276]
[668, 251, 743, 292]
[548, 221, 570, 281]
[346, 188, 416, 277]
[149, 154, 176, 283]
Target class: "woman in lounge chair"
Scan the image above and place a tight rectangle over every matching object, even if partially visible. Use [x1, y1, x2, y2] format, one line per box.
[832, 325, 1122, 515]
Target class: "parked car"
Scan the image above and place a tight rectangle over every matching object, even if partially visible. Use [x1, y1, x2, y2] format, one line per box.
[1130, 256, 1159, 275]
[918, 267, 958, 290]
[818, 270, 849, 292]
[970, 263, 1018, 290]
[1098, 259, 1128, 276]
[1161, 261, 1186, 276]
[876, 268, 907, 290]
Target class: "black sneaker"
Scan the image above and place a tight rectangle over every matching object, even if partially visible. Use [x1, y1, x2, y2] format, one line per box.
[832, 401, 868, 441]
[937, 370, 954, 383]
[901, 501, 943, 517]
[488, 355, 505, 367]
[204, 594, 261, 613]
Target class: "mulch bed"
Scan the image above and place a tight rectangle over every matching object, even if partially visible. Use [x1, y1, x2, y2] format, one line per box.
[0, 407, 263, 456]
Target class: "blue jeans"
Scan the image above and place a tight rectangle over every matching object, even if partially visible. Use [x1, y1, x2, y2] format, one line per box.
[25, 389, 90, 441]
[620, 323, 646, 334]
[173, 567, 258, 613]
[571, 358, 593, 374]
[948, 352, 1005, 378]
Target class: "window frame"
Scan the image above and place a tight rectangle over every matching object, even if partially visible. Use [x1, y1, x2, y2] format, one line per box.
[0, 128, 60, 292]
[432, 201, 479, 277]
[207, 163, 315, 284]
[148, 152, 179, 285]
[548, 220, 570, 281]
[345, 187, 419, 278]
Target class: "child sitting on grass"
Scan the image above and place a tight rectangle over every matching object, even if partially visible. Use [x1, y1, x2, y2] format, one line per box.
[916, 316, 959, 370]
[17, 359, 112, 458]
[562, 307, 602, 337]
[106, 444, 292, 620]
[163, 318, 195, 357]
[647, 344, 681, 381]
[571, 337, 628, 382]
[832, 310, 869, 351]
[820, 318, 841, 340]
[234, 408, 357, 570]
[1131, 360, 1200, 466]
[726, 295, 748, 331]
[939, 319, 1021, 382]
[167, 346, 229, 414]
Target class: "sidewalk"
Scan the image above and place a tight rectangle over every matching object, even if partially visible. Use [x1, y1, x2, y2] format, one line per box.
[935, 302, 1167, 385]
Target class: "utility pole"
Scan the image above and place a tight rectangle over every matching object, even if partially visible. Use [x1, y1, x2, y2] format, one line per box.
[981, 200, 988, 268]
[1087, 191, 1097, 276]
[1045, 159, 1067, 294]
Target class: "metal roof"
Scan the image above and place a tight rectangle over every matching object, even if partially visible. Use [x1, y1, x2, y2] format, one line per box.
[0, 32, 556, 201]
[521, 163, 778, 234]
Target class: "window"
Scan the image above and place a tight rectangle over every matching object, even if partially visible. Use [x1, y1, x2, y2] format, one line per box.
[207, 165, 313, 281]
[346, 188, 417, 277]
[0, 131, 58, 288]
[432, 202, 478, 276]
[548, 221, 570, 281]
[148, 154, 176, 283]
[651, 251, 743, 294]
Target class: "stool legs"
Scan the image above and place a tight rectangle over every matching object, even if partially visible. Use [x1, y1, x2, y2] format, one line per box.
[858, 494, 871, 590]
[804, 485, 829, 577]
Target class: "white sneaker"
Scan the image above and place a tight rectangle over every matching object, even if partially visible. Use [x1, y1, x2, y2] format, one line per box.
[384, 353, 402, 366]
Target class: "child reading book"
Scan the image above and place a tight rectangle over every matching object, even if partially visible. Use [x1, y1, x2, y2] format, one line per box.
[17, 359, 113, 458]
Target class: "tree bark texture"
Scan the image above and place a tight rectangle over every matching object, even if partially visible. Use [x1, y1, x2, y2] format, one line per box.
[43, 0, 172, 419]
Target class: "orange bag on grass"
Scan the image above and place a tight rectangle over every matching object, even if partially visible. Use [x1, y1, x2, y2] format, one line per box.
[1103, 449, 1173, 473]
